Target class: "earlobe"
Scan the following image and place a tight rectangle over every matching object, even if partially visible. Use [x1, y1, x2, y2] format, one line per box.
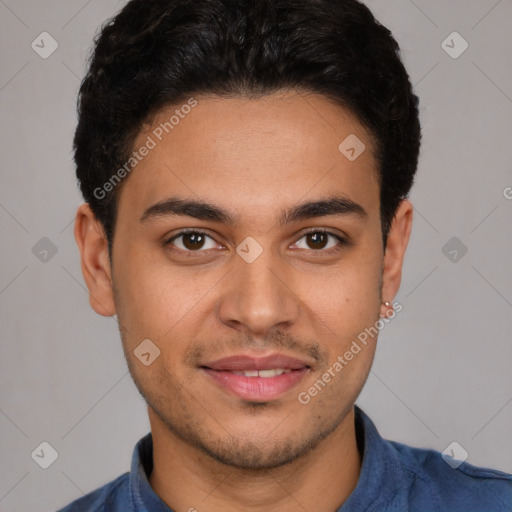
[380, 199, 413, 304]
[74, 203, 117, 317]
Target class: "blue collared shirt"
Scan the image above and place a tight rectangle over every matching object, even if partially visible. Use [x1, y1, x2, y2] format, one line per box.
[57, 406, 512, 511]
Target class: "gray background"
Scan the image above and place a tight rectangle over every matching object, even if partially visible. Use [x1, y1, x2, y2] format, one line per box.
[0, 0, 511, 510]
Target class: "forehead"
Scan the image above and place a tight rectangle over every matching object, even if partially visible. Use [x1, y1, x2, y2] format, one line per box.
[116, 91, 380, 224]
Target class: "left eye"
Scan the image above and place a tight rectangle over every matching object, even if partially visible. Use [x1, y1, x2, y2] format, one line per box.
[293, 231, 344, 251]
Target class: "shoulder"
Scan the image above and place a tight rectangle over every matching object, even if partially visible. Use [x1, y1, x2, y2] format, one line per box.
[56, 472, 130, 512]
[390, 440, 512, 511]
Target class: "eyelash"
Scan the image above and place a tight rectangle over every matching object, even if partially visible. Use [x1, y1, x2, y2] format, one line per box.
[164, 228, 347, 257]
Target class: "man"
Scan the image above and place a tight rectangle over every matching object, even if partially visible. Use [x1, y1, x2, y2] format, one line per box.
[59, 0, 512, 510]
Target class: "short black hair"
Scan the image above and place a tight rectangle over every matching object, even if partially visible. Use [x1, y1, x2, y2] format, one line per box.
[74, 0, 421, 254]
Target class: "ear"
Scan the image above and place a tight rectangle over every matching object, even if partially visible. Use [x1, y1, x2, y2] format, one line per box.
[73, 203, 116, 317]
[380, 199, 413, 305]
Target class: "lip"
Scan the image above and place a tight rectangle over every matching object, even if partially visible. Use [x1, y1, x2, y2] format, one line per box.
[203, 354, 312, 371]
[201, 353, 312, 401]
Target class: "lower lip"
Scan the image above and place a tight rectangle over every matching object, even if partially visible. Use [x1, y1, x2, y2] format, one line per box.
[203, 368, 309, 401]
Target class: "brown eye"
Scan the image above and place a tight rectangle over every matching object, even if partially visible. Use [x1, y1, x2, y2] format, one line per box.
[166, 231, 217, 252]
[182, 232, 206, 250]
[293, 230, 345, 252]
[306, 232, 329, 249]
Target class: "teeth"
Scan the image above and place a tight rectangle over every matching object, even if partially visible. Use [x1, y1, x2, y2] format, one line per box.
[241, 370, 259, 377]
[258, 369, 284, 378]
[231, 368, 292, 378]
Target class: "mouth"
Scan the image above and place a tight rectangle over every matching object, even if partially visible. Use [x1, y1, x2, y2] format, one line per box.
[201, 354, 312, 402]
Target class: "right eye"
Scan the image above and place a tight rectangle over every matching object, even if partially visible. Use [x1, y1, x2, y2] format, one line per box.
[164, 230, 220, 254]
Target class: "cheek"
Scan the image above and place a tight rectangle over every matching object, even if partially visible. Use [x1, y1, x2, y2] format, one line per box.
[112, 249, 195, 338]
[113, 254, 225, 380]
[299, 259, 381, 336]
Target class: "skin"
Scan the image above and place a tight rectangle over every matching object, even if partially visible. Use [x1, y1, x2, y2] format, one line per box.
[74, 90, 413, 512]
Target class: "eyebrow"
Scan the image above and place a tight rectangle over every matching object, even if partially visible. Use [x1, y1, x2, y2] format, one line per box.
[139, 195, 368, 226]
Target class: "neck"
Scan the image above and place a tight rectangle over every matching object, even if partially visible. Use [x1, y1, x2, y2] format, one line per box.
[148, 407, 362, 512]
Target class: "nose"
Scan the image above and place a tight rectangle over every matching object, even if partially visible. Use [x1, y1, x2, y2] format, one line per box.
[216, 246, 300, 336]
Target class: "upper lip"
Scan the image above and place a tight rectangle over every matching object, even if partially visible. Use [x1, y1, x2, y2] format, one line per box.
[202, 353, 312, 371]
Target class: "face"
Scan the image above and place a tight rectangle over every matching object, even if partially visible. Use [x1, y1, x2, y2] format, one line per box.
[76, 90, 412, 470]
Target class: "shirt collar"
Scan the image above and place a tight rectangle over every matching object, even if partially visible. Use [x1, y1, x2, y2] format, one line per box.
[129, 405, 408, 511]
[130, 431, 173, 512]
[338, 405, 409, 511]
